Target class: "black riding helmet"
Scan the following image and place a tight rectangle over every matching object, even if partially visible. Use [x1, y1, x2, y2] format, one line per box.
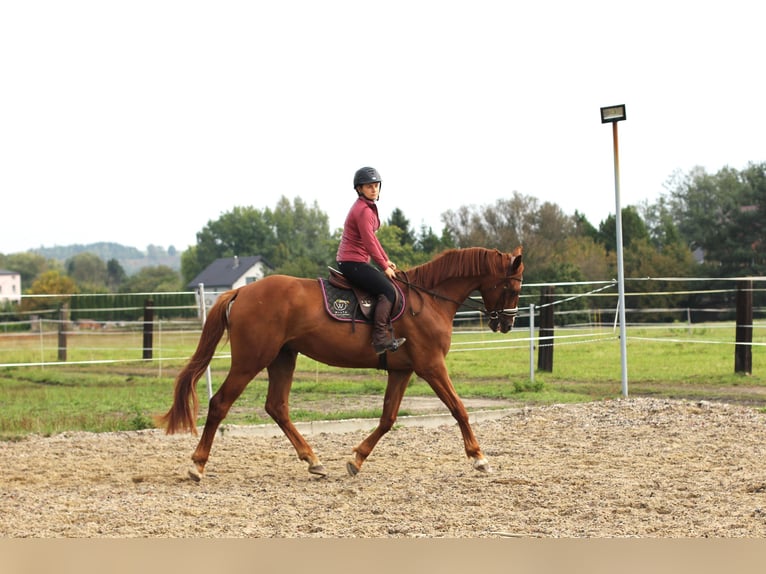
[353, 166, 382, 193]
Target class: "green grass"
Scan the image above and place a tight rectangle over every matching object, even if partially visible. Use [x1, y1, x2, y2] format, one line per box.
[0, 322, 764, 439]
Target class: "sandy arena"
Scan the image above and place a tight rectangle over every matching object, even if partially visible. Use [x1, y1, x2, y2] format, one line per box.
[2, 397, 766, 538]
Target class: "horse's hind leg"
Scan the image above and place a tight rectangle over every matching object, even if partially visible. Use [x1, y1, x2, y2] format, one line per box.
[189, 367, 256, 480]
[265, 347, 326, 477]
[347, 369, 413, 476]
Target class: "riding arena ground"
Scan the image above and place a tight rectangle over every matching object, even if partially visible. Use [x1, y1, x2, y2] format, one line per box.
[2, 396, 766, 538]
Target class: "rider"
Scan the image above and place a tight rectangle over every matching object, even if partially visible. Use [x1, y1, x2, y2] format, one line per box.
[337, 166, 406, 354]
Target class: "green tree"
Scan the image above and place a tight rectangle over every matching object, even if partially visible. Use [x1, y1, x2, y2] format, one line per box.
[640, 196, 685, 251]
[597, 206, 650, 253]
[122, 266, 182, 293]
[4, 252, 59, 289]
[21, 270, 78, 313]
[184, 205, 276, 284]
[106, 258, 127, 291]
[441, 192, 582, 284]
[666, 163, 766, 276]
[572, 210, 600, 243]
[66, 252, 108, 292]
[414, 224, 444, 259]
[620, 236, 697, 321]
[387, 208, 416, 247]
[376, 225, 417, 269]
[181, 196, 336, 283]
[180, 246, 202, 286]
[270, 197, 334, 277]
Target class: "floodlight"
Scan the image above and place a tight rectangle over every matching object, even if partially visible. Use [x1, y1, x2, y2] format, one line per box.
[600, 104, 626, 123]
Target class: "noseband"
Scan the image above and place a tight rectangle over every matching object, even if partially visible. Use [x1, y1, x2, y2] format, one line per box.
[489, 307, 519, 320]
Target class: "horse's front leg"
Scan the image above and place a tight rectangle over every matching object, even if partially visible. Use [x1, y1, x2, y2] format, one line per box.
[347, 370, 413, 476]
[419, 363, 490, 473]
[265, 348, 326, 477]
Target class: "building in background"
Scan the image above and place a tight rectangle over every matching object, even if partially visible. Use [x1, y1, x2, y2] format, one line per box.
[0, 269, 21, 304]
[187, 255, 273, 311]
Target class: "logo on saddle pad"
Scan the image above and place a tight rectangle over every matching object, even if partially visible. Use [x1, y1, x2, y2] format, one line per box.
[332, 294, 373, 319]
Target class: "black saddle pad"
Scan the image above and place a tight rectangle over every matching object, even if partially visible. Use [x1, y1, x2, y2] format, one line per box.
[317, 279, 405, 323]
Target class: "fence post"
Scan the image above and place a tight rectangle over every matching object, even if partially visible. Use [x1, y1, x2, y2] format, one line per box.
[537, 286, 554, 372]
[735, 280, 753, 374]
[143, 299, 154, 360]
[198, 283, 214, 402]
[529, 303, 535, 383]
[57, 303, 69, 362]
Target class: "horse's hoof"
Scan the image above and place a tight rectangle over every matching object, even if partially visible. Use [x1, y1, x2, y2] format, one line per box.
[309, 464, 328, 477]
[346, 461, 360, 477]
[188, 465, 202, 482]
[473, 457, 491, 473]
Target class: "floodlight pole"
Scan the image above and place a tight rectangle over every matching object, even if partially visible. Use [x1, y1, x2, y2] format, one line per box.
[601, 105, 629, 397]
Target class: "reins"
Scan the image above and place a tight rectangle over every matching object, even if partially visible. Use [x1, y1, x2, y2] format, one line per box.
[395, 270, 517, 319]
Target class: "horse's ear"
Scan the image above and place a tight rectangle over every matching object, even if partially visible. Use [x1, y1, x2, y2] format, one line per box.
[511, 246, 523, 272]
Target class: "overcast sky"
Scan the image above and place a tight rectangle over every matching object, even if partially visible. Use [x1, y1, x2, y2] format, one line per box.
[1, 1, 763, 255]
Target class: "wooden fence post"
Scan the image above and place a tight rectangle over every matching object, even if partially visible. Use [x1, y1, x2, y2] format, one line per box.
[537, 286, 554, 372]
[143, 299, 154, 360]
[735, 280, 752, 374]
[57, 303, 69, 362]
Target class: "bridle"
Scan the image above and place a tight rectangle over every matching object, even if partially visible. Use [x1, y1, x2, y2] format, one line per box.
[395, 256, 522, 320]
[484, 271, 522, 322]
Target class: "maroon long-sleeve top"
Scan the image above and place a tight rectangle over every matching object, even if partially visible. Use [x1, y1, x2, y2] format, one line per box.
[336, 196, 389, 269]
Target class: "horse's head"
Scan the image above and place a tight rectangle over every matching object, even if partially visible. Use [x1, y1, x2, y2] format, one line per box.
[480, 246, 524, 333]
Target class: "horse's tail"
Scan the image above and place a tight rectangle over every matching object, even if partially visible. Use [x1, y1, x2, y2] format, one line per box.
[155, 289, 238, 435]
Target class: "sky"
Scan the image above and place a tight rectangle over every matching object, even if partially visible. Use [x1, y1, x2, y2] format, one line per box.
[1, 1, 764, 255]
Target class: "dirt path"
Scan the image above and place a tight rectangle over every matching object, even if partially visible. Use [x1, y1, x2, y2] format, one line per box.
[2, 398, 766, 538]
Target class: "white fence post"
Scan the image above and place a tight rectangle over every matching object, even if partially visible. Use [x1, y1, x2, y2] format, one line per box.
[529, 303, 535, 383]
[198, 283, 213, 402]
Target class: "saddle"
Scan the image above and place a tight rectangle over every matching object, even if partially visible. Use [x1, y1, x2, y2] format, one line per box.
[318, 267, 405, 323]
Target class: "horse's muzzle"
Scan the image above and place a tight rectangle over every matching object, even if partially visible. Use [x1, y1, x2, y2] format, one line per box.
[488, 308, 517, 333]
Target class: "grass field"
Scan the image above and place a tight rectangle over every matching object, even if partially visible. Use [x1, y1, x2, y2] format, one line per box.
[1, 322, 764, 439]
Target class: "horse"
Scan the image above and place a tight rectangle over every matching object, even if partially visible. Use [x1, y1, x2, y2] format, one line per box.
[157, 246, 524, 480]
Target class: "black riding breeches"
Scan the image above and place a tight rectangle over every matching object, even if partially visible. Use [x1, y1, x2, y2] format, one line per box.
[336, 261, 396, 304]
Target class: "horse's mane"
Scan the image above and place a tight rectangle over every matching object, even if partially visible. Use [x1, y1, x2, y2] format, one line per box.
[405, 247, 506, 289]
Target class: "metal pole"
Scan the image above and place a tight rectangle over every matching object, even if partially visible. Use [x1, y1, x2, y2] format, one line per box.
[198, 283, 213, 401]
[529, 303, 535, 383]
[611, 122, 629, 397]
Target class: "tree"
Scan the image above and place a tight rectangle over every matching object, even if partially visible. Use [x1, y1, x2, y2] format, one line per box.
[106, 258, 127, 291]
[572, 210, 600, 243]
[376, 225, 416, 269]
[639, 196, 685, 251]
[270, 197, 334, 277]
[597, 206, 649, 253]
[183, 205, 277, 284]
[21, 270, 78, 313]
[66, 252, 108, 292]
[3, 252, 60, 289]
[387, 208, 416, 247]
[122, 266, 182, 293]
[182, 197, 335, 283]
[441, 192, 585, 283]
[666, 163, 766, 276]
[180, 246, 202, 286]
[414, 224, 444, 259]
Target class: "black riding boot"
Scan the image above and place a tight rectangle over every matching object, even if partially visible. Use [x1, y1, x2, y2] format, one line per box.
[372, 294, 406, 354]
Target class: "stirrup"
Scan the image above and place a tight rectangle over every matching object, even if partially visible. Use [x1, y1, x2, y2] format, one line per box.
[374, 337, 406, 355]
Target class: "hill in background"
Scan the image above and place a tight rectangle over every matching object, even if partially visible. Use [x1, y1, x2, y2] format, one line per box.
[31, 242, 182, 275]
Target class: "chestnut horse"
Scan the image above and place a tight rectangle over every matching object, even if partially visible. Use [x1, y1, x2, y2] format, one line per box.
[158, 246, 523, 480]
